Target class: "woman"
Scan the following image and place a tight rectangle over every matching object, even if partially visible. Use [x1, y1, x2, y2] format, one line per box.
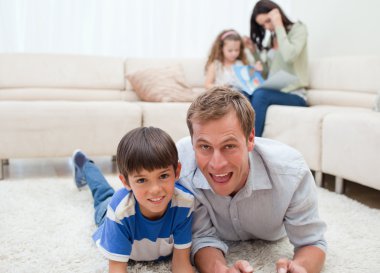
[245, 0, 308, 137]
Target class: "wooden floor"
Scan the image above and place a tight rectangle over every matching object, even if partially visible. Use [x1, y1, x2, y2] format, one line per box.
[2, 157, 380, 209]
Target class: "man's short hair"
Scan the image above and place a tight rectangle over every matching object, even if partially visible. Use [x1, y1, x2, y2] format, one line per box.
[186, 86, 255, 140]
[116, 127, 178, 182]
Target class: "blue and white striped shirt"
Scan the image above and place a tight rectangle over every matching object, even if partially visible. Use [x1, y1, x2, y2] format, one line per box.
[93, 182, 194, 262]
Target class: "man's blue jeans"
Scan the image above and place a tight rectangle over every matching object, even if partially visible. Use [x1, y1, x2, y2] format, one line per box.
[83, 161, 115, 226]
[246, 88, 307, 137]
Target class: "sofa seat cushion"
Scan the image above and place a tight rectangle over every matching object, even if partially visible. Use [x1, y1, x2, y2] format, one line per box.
[139, 102, 191, 142]
[0, 88, 129, 101]
[0, 101, 142, 158]
[307, 89, 376, 108]
[263, 105, 371, 171]
[322, 111, 380, 190]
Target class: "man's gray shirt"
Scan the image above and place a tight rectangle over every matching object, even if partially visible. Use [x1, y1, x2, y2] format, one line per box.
[177, 136, 327, 258]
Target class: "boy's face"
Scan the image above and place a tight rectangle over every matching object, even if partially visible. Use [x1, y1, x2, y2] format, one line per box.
[191, 109, 254, 196]
[119, 164, 181, 220]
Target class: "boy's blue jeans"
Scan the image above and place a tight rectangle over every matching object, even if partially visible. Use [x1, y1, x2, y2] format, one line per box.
[83, 161, 115, 226]
[246, 88, 307, 137]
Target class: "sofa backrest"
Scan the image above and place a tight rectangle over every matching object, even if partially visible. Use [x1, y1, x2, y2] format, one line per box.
[125, 58, 206, 89]
[0, 53, 125, 90]
[308, 56, 380, 108]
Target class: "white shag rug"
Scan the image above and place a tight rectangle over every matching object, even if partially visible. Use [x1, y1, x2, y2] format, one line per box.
[1, 176, 380, 273]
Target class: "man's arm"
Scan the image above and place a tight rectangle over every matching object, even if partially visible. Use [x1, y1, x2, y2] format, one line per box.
[109, 260, 127, 273]
[282, 165, 327, 273]
[172, 247, 195, 273]
[276, 246, 325, 273]
[293, 245, 325, 273]
[195, 247, 225, 273]
[276, 245, 325, 273]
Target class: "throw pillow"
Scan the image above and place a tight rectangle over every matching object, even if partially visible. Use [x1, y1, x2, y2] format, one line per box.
[126, 64, 197, 102]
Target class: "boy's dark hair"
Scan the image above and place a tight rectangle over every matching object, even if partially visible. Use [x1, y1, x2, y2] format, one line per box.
[116, 127, 178, 183]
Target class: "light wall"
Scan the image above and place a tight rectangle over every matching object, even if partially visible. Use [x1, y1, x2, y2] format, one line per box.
[291, 0, 380, 60]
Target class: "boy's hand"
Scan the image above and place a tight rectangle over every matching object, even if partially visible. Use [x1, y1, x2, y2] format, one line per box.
[276, 258, 307, 273]
[268, 8, 283, 28]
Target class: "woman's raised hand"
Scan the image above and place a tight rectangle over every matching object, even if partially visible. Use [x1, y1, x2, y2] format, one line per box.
[268, 8, 283, 28]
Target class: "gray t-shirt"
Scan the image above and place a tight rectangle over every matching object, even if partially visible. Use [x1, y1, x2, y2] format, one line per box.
[177, 136, 327, 259]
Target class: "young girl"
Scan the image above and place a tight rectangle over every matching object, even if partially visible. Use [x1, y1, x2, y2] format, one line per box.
[205, 29, 263, 92]
[204, 29, 247, 90]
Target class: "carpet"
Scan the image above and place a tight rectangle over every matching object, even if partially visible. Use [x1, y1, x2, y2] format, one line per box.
[1, 176, 379, 273]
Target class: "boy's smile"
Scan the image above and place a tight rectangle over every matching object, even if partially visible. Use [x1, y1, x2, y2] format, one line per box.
[121, 165, 181, 220]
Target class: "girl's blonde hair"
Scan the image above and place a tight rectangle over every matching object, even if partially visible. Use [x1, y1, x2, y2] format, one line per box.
[205, 29, 247, 71]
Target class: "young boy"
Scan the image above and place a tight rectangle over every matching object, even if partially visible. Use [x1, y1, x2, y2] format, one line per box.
[73, 127, 195, 273]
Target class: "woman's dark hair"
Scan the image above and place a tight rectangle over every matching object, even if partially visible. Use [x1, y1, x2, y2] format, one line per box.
[250, 0, 293, 50]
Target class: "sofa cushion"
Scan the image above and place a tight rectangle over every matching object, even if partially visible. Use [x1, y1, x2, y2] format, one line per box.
[322, 111, 380, 190]
[0, 101, 142, 158]
[307, 89, 376, 108]
[309, 56, 380, 92]
[139, 102, 191, 142]
[126, 64, 198, 102]
[0, 88, 127, 101]
[0, 53, 125, 90]
[263, 105, 371, 171]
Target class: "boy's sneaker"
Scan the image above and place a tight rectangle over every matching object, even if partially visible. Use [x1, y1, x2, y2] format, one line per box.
[72, 149, 90, 190]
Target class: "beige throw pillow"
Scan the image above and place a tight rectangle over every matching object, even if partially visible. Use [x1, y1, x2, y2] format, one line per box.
[127, 64, 197, 102]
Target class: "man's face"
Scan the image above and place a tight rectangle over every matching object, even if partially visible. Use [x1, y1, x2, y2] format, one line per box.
[191, 110, 254, 196]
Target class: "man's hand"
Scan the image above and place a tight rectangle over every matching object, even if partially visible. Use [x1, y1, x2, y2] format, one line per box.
[276, 258, 307, 273]
[214, 259, 254, 273]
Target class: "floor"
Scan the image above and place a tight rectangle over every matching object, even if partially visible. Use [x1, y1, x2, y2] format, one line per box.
[2, 157, 380, 209]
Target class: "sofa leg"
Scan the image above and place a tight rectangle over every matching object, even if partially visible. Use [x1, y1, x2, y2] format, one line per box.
[335, 176, 344, 194]
[314, 171, 323, 187]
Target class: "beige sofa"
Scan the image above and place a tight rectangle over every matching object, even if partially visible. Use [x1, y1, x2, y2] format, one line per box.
[0, 53, 379, 194]
[263, 56, 380, 192]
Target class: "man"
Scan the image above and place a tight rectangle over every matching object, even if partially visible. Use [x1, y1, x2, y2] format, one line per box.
[177, 87, 326, 273]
